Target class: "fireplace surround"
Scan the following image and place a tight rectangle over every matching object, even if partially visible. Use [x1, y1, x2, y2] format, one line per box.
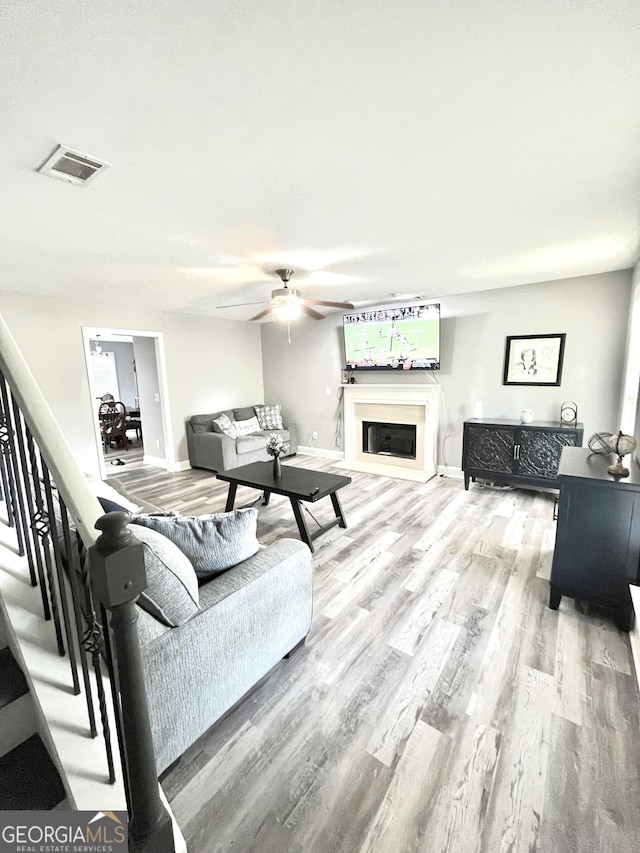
[336, 383, 440, 482]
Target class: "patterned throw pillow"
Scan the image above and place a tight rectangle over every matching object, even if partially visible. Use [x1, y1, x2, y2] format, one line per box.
[235, 416, 260, 436]
[212, 413, 239, 438]
[132, 508, 260, 579]
[255, 404, 283, 430]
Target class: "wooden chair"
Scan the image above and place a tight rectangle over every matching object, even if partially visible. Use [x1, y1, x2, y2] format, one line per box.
[99, 401, 129, 452]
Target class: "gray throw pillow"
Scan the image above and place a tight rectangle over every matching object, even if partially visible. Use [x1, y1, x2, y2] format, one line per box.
[233, 406, 257, 421]
[132, 508, 260, 580]
[129, 524, 200, 627]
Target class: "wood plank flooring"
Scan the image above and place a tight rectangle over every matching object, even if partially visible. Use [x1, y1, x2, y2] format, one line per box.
[117, 455, 640, 853]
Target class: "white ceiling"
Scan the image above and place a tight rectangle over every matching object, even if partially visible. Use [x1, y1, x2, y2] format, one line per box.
[1, 0, 639, 321]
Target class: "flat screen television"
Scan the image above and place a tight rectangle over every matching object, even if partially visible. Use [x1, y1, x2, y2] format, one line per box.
[343, 303, 440, 371]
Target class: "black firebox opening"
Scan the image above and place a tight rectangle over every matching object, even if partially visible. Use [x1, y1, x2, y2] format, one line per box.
[362, 421, 417, 460]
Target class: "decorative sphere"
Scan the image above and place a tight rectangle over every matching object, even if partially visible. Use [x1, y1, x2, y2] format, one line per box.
[520, 409, 534, 424]
[588, 432, 613, 454]
[607, 431, 638, 458]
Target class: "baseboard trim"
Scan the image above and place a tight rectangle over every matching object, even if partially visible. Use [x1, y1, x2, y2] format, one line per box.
[297, 446, 344, 460]
[142, 454, 169, 469]
[170, 459, 192, 473]
[437, 465, 463, 479]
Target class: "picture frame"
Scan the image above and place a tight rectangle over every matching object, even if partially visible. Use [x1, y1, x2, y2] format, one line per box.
[502, 333, 566, 386]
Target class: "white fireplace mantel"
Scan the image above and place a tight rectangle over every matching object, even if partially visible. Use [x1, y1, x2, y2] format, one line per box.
[337, 383, 440, 482]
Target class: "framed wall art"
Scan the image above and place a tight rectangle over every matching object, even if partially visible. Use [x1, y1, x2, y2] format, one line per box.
[503, 333, 566, 386]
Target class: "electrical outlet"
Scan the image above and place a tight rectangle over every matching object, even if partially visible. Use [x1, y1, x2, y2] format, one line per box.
[311, 431, 318, 440]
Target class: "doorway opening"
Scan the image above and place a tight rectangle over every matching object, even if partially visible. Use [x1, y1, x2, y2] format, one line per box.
[82, 327, 173, 478]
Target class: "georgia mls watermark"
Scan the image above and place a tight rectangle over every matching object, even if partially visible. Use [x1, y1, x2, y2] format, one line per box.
[0, 811, 127, 853]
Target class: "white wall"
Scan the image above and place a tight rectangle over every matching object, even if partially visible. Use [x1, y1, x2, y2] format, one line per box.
[619, 259, 640, 449]
[132, 336, 165, 458]
[261, 270, 633, 469]
[0, 290, 264, 474]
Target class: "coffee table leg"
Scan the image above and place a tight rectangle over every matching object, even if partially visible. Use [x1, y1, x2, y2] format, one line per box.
[290, 497, 314, 553]
[330, 491, 347, 528]
[225, 483, 238, 512]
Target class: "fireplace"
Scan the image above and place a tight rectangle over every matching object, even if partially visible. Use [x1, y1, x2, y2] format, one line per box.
[335, 383, 440, 482]
[362, 421, 417, 460]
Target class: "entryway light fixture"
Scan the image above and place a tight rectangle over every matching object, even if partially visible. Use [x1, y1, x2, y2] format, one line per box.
[92, 335, 106, 356]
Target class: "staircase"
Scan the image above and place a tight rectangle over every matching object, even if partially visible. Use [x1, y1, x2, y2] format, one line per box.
[0, 583, 66, 809]
[0, 311, 185, 852]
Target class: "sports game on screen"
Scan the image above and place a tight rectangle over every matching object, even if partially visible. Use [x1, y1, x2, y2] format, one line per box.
[343, 303, 440, 371]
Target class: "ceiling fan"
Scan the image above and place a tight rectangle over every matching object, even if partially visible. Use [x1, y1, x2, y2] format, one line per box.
[217, 269, 354, 321]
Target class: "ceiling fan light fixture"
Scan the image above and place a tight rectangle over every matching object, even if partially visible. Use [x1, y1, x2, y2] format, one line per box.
[273, 301, 302, 321]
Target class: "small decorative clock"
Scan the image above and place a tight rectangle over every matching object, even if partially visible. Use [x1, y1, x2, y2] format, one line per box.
[560, 401, 578, 426]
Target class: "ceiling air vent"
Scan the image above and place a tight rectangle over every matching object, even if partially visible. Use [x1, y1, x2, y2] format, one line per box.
[38, 145, 110, 186]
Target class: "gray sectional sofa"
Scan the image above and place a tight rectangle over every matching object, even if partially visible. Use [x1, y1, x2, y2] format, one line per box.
[104, 477, 313, 774]
[186, 404, 298, 472]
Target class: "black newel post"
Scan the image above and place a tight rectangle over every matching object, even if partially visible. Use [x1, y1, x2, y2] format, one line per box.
[89, 512, 175, 853]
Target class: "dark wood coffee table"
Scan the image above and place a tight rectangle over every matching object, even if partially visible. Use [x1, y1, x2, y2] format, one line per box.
[216, 461, 352, 553]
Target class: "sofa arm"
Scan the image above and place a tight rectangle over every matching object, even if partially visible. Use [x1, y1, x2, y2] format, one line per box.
[283, 422, 298, 455]
[189, 431, 237, 472]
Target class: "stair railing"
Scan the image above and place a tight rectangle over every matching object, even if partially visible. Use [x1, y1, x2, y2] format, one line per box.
[0, 313, 178, 853]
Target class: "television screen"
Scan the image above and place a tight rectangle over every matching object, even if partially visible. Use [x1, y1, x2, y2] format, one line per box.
[343, 303, 440, 371]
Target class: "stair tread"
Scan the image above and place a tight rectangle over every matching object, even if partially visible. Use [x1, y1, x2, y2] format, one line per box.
[0, 734, 66, 809]
[0, 646, 29, 708]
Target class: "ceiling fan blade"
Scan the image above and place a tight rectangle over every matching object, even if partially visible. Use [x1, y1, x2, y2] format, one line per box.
[305, 299, 355, 309]
[249, 306, 274, 321]
[302, 305, 325, 320]
[217, 300, 267, 308]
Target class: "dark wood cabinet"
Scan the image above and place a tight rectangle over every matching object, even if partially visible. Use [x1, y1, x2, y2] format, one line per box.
[550, 447, 640, 631]
[462, 418, 583, 490]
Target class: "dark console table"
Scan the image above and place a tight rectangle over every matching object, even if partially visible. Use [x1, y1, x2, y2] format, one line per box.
[549, 447, 640, 631]
[462, 418, 583, 491]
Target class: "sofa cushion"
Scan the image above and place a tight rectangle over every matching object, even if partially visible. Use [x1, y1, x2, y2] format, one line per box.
[132, 508, 260, 580]
[130, 524, 200, 627]
[255, 404, 283, 430]
[235, 416, 260, 436]
[192, 423, 211, 434]
[233, 406, 257, 421]
[236, 434, 268, 453]
[213, 413, 239, 438]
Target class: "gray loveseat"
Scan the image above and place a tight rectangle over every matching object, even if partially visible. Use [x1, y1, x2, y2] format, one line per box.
[186, 404, 298, 472]
[104, 478, 313, 774]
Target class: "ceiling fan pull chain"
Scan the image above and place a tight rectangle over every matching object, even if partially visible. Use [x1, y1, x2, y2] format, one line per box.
[287, 321, 292, 344]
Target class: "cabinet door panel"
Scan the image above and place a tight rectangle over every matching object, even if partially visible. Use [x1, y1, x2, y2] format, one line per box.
[553, 487, 640, 598]
[465, 427, 516, 473]
[519, 430, 578, 479]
